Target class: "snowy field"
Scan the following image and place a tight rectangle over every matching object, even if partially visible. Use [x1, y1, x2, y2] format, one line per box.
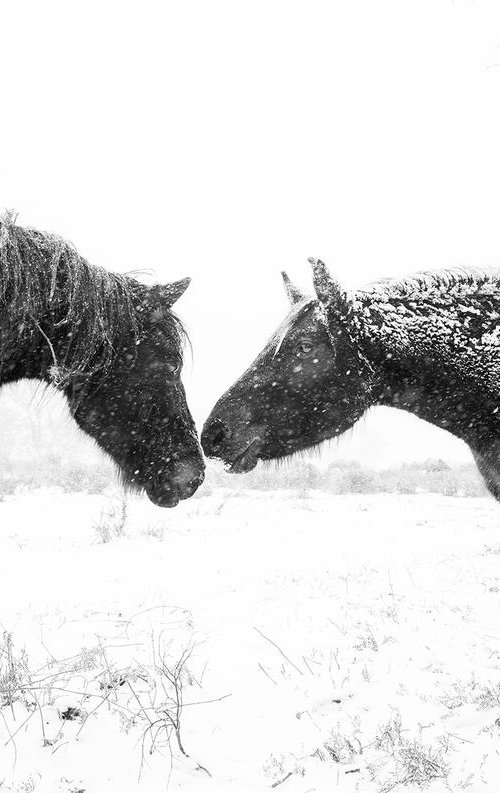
[0, 487, 499, 792]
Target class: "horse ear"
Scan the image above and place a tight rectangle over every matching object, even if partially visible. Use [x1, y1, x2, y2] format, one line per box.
[281, 271, 305, 306]
[309, 257, 343, 308]
[158, 277, 191, 307]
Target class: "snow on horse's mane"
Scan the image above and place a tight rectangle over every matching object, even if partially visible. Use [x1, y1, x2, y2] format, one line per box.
[358, 267, 500, 302]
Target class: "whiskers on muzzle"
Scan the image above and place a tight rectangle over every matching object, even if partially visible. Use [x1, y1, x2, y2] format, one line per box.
[118, 453, 205, 508]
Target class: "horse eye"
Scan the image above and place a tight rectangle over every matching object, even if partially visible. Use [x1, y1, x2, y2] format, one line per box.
[166, 360, 181, 376]
[295, 339, 313, 357]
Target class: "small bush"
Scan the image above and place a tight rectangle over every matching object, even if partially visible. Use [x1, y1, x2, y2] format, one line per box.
[372, 713, 449, 792]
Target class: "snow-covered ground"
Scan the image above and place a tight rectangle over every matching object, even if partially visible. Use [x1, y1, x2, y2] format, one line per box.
[0, 486, 500, 792]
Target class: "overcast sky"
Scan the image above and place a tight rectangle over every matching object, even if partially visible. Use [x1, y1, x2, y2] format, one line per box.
[2, 1, 500, 463]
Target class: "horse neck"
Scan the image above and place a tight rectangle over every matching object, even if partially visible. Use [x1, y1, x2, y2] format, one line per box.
[355, 287, 500, 445]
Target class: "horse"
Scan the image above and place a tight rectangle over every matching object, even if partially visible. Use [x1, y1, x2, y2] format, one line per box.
[202, 257, 500, 501]
[0, 212, 205, 507]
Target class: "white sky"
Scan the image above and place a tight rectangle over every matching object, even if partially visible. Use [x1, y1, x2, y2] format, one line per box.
[2, 0, 500, 463]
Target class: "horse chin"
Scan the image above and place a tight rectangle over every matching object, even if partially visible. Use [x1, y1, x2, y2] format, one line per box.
[229, 455, 259, 474]
[146, 485, 181, 509]
[227, 439, 261, 473]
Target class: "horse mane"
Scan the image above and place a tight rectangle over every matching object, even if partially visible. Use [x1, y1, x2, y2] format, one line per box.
[358, 267, 500, 302]
[0, 211, 186, 385]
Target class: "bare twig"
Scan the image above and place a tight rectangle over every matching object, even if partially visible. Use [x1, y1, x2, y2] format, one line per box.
[258, 663, 277, 685]
[271, 770, 294, 788]
[254, 628, 303, 676]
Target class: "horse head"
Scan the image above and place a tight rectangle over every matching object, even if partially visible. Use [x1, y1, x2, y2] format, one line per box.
[68, 276, 205, 506]
[202, 259, 374, 471]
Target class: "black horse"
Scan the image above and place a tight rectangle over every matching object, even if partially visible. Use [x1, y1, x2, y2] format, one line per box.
[202, 258, 500, 501]
[0, 212, 204, 507]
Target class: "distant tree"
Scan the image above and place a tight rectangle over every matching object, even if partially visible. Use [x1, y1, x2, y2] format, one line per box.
[424, 458, 451, 472]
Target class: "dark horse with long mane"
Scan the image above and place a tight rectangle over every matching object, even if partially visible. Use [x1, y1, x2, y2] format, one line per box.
[202, 258, 500, 501]
[0, 212, 204, 507]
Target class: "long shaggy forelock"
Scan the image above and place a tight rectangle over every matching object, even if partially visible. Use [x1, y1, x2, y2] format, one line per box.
[0, 212, 186, 384]
[271, 298, 317, 358]
[151, 304, 189, 361]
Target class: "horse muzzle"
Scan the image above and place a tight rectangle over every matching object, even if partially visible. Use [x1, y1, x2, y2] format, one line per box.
[145, 455, 205, 507]
[201, 411, 265, 473]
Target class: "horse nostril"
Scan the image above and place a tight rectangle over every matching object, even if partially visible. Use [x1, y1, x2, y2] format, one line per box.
[203, 417, 231, 456]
